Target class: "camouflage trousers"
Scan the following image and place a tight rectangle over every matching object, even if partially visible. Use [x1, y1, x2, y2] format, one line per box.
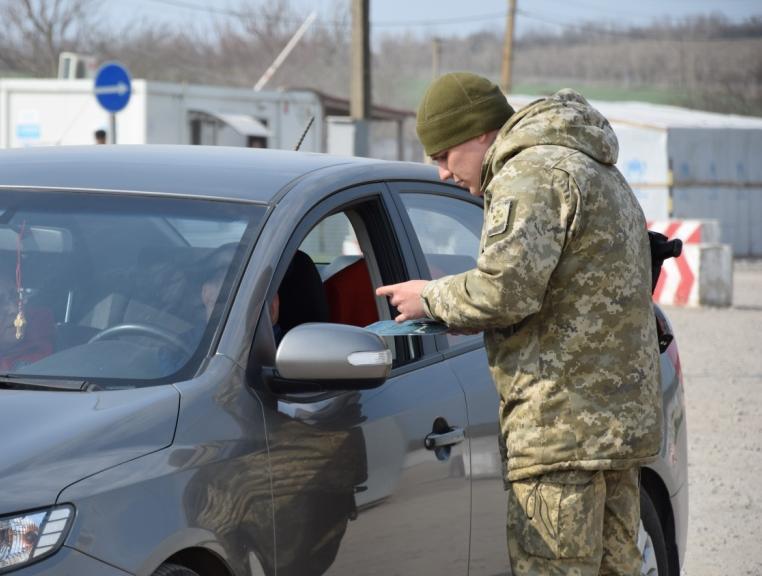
[506, 467, 641, 576]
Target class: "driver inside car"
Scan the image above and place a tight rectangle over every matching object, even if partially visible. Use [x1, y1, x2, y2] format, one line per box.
[161, 245, 320, 375]
[198, 243, 281, 340]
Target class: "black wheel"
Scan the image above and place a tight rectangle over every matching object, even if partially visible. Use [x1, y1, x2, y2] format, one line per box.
[152, 563, 201, 576]
[639, 487, 670, 576]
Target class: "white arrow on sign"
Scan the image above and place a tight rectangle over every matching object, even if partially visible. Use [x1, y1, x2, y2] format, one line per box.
[94, 82, 129, 96]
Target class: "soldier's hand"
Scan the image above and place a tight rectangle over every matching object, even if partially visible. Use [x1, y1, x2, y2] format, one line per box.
[376, 280, 429, 322]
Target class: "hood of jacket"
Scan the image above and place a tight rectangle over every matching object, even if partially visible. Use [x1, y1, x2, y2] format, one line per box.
[481, 89, 619, 194]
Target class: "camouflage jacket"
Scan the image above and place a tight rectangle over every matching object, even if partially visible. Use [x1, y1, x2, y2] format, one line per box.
[421, 89, 662, 481]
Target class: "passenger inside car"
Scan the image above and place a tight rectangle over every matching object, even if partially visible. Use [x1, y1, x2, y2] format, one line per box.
[201, 246, 326, 348]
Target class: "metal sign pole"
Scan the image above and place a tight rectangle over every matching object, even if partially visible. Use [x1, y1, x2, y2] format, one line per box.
[94, 62, 132, 144]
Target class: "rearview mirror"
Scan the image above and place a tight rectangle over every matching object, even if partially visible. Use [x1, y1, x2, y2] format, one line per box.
[274, 323, 391, 390]
[0, 225, 72, 253]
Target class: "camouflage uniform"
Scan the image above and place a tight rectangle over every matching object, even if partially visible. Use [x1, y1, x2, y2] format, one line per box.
[421, 89, 661, 574]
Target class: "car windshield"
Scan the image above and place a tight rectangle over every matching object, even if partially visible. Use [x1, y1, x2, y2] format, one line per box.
[0, 190, 266, 387]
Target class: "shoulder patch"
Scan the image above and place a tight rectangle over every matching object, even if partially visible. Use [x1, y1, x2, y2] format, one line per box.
[487, 198, 513, 237]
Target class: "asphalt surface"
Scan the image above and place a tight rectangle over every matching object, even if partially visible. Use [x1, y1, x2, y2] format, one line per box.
[668, 260, 762, 576]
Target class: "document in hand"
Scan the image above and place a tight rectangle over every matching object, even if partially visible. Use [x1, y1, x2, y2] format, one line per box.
[365, 319, 449, 336]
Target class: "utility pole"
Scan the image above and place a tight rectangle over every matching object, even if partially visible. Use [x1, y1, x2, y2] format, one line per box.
[351, 0, 371, 157]
[432, 37, 442, 79]
[501, 0, 517, 94]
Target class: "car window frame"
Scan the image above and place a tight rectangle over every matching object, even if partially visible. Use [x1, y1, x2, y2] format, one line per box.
[246, 183, 444, 402]
[386, 180, 486, 358]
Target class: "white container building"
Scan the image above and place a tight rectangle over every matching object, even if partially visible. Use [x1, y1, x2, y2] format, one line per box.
[0, 78, 413, 160]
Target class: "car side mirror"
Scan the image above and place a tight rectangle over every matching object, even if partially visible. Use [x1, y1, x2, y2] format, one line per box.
[274, 323, 392, 391]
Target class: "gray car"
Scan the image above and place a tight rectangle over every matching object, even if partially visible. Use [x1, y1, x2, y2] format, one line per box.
[0, 145, 687, 576]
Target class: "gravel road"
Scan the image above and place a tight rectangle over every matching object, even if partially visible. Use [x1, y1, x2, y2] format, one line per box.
[668, 260, 762, 576]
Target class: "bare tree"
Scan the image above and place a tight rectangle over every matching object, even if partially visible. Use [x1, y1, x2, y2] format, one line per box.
[0, 0, 99, 76]
[1, 2, 759, 118]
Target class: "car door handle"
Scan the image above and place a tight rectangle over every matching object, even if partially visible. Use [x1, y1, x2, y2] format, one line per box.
[424, 427, 465, 449]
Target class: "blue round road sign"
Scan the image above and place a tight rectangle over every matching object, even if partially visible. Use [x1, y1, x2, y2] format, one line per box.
[94, 62, 132, 113]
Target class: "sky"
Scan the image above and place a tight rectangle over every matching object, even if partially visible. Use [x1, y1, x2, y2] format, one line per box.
[106, 0, 762, 38]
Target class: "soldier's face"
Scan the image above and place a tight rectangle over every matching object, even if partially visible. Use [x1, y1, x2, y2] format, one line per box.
[432, 134, 492, 196]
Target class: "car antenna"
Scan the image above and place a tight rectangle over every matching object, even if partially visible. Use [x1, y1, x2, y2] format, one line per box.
[293, 116, 315, 151]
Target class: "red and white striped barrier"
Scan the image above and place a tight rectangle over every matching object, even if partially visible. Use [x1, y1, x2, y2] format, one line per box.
[646, 219, 720, 246]
[647, 220, 731, 307]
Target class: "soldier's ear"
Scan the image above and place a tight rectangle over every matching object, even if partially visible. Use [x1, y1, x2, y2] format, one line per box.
[477, 130, 499, 147]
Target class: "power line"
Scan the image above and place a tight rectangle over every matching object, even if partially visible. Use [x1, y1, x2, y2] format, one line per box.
[139, 0, 325, 24]
[516, 8, 643, 38]
[373, 12, 506, 28]
[144, 0, 243, 17]
[143, 0, 327, 25]
[536, 0, 657, 21]
[127, 0, 761, 38]
[140, 0, 505, 29]
[516, 7, 762, 40]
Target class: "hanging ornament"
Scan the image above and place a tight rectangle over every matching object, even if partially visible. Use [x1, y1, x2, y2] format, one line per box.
[14, 305, 26, 341]
[15, 221, 27, 341]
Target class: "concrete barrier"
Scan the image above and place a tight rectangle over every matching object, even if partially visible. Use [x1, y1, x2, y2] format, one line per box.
[648, 219, 733, 307]
[694, 244, 734, 307]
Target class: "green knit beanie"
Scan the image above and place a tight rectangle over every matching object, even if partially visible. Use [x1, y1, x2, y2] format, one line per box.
[416, 72, 514, 157]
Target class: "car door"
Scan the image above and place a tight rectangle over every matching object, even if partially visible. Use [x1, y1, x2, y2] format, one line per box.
[249, 184, 470, 576]
[389, 181, 510, 575]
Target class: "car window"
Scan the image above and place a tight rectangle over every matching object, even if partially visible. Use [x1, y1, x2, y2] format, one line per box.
[399, 192, 484, 347]
[267, 199, 422, 371]
[400, 193, 482, 278]
[299, 212, 361, 268]
[303, 210, 412, 367]
[0, 190, 265, 386]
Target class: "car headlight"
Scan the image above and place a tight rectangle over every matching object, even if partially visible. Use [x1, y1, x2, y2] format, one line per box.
[0, 505, 74, 572]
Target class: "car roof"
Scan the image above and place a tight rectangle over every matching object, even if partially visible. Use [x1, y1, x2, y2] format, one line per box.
[0, 145, 430, 203]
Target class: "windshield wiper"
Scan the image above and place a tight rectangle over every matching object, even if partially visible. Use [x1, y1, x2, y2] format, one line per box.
[0, 375, 90, 392]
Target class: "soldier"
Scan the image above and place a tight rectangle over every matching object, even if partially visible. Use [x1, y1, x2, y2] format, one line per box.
[377, 73, 662, 575]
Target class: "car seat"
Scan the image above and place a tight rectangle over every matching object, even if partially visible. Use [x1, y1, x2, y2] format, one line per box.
[323, 257, 378, 327]
[277, 250, 330, 335]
